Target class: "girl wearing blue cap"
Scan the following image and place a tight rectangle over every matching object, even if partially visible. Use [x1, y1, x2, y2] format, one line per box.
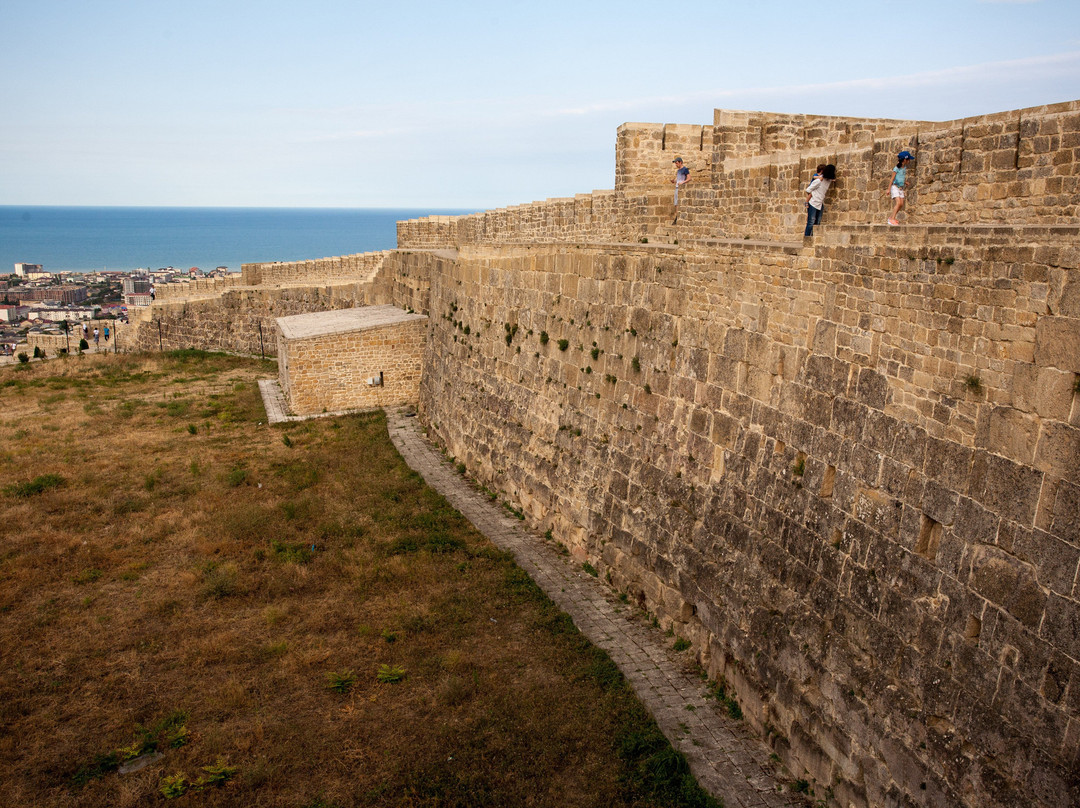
[887, 151, 914, 225]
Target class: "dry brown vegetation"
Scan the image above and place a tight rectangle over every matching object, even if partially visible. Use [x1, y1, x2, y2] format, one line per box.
[0, 350, 718, 808]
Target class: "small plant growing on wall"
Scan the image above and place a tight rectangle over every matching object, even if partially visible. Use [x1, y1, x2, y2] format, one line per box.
[540, 331, 549, 345]
[963, 374, 983, 394]
[557, 339, 569, 351]
[1073, 374, 1080, 395]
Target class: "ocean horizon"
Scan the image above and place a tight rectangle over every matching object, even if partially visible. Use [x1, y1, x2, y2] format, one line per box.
[0, 206, 475, 275]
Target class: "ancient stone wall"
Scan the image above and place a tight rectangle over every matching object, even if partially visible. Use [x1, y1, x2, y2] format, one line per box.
[276, 306, 428, 416]
[126, 250, 437, 358]
[154, 275, 243, 302]
[397, 101, 1080, 248]
[26, 319, 132, 354]
[408, 233, 1079, 808]
[241, 251, 390, 286]
[129, 283, 378, 357]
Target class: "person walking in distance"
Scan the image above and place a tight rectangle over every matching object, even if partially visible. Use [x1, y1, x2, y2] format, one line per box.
[671, 157, 690, 223]
[804, 164, 836, 237]
[887, 150, 914, 225]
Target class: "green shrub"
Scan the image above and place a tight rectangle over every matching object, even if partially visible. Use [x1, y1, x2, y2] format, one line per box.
[376, 664, 406, 684]
[325, 670, 357, 693]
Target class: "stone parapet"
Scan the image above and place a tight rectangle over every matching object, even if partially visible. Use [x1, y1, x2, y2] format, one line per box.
[241, 251, 391, 287]
[155, 274, 243, 301]
[399, 100, 1080, 248]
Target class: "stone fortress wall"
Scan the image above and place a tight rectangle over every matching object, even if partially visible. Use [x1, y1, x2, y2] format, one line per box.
[398, 100, 1079, 248]
[128, 251, 397, 357]
[127, 100, 1080, 808]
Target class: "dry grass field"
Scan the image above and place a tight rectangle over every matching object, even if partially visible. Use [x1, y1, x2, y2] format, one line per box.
[0, 351, 719, 808]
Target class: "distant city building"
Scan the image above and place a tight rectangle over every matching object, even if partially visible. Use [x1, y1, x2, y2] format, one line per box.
[122, 278, 151, 295]
[14, 263, 42, 277]
[9, 285, 89, 304]
[126, 292, 153, 307]
[30, 306, 97, 323]
[0, 304, 28, 323]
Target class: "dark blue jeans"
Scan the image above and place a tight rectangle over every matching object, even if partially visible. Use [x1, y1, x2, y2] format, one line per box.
[804, 204, 823, 237]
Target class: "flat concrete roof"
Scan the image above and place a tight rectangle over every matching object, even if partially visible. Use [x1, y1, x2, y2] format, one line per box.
[276, 305, 427, 340]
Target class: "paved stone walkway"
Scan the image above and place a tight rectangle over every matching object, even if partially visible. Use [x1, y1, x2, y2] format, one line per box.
[259, 379, 376, 425]
[385, 408, 802, 808]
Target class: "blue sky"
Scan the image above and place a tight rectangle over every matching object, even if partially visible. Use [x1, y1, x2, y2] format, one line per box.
[2, 0, 1078, 209]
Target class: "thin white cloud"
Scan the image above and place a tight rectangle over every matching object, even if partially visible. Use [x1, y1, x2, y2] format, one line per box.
[550, 50, 1080, 117]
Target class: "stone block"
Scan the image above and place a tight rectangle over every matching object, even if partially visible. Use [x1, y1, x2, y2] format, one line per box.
[1034, 316, 1080, 371]
[986, 406, 1040, 465]
[924, 437, 974, 491]
[1034, 421, 1080, 484]
[970, 450, 1045, 527]
[1041, 593, 1080, 661]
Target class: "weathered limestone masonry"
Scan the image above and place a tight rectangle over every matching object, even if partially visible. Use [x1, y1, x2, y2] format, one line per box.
[398, 100, 1079, 248]
[276, 305, 427, 416]
[412, 230, 1079, 808]
[399, 102, 1080, 808]
[128, 252, 398, 356]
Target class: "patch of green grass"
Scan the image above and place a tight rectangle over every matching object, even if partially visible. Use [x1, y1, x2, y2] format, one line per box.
[674, 637, 691, 652]
[3, 473, 65, 498]
[225, 465, 248, 487]
[271, 539, 314, 564]
[200, 562, 239, 599]
[73, 568, 103, 585]
[272, 459, 319, 490]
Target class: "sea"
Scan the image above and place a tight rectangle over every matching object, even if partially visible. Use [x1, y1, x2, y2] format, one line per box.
[0, 206, 474, 275]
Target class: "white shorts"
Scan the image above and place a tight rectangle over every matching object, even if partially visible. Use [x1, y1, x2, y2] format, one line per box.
[890, 185, 905, 199]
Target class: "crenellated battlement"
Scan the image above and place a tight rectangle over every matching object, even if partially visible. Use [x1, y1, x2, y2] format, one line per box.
[399, 100, 1079, 247]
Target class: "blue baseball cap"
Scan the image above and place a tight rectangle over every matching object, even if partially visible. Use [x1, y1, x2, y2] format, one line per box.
[898, 150, 915, 160]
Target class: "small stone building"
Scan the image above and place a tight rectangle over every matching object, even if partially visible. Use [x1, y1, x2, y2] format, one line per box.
[276, 305, 428, 416]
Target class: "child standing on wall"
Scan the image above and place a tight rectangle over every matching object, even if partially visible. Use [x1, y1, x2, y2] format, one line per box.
[671, 157, 690, 224]
[887, 150, 914, 225]
[804, 164, 836, 237]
